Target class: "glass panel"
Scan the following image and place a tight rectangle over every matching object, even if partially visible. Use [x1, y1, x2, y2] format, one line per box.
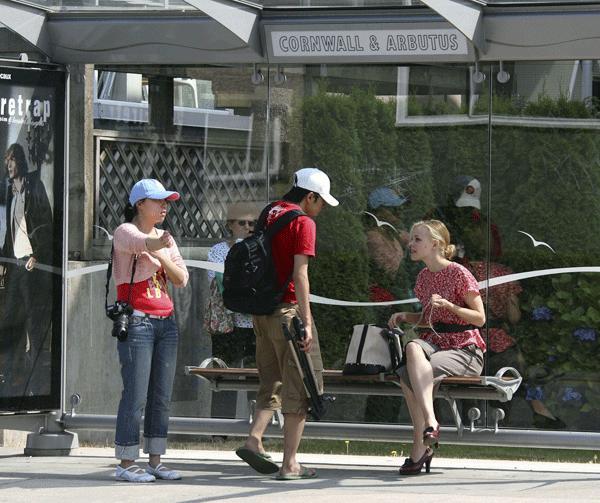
[396, 64, 487, 126]
[486, 0, 600, 3]
[261, 0, 423, 6]
[94, 71, 148, 129]
[0, 24, 48, 61]
[8, 0, 600, 12]
[6, 0, 196, 12]
[69, 64, 269, 424]
[490, 61, 600, 431]
[267, 63, 489, 425]
[262, 0, 600, 6]
[9, 0, 424, 10]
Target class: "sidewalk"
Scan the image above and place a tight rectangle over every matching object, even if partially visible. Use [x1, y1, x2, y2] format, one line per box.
[1, 446, 599, 502]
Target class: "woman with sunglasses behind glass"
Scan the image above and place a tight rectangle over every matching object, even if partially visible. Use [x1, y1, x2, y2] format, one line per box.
[207, 203, 259, 371]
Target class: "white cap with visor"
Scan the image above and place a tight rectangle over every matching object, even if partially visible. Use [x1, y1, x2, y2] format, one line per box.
[293, 167, 339, 207]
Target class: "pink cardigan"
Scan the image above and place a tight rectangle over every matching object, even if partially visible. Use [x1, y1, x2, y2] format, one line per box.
[112, 223, 189, 287]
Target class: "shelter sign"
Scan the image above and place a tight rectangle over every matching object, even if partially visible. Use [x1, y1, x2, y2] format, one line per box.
[265, 24, 473, 63]
[0, 65, 65, 412]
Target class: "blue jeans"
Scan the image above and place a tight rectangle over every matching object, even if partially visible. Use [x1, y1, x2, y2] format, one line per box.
[114, 316, 178, 461]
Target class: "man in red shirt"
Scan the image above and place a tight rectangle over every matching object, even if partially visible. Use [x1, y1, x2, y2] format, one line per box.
[235, 168, 338, 480]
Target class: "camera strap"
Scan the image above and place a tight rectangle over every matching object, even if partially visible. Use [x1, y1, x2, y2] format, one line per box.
[105, 243, 138, 311]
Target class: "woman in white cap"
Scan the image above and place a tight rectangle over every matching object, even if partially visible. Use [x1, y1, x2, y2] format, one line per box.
[112, 178, 189, 482]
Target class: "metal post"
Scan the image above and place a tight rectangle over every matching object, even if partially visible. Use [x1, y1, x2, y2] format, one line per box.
[148, 75, 174, 133]
[581, 60, 593, 104]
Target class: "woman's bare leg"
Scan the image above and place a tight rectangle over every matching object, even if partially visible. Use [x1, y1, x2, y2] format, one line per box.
[405, 343, 438, 430]
[400, 380, 428, 461]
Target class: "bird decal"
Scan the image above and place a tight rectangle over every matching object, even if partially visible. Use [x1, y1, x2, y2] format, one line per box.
[363, 211, 398, 232]
[27, 223, 50, 239]
[94, 225, 113, 241]
[518, 230, 556, 253]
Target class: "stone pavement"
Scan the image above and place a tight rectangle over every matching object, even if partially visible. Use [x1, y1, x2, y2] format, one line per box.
[0, 447, 599, 502]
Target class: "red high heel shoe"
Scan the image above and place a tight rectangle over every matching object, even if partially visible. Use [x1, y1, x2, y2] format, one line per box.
[398, 448, 434, 475]
[423, 425, 440, 448]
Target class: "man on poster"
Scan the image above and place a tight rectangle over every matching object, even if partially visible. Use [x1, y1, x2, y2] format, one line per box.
[0, 142, 53, 396]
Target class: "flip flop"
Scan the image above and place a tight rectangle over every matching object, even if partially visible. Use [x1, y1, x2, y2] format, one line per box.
[275, 465, 317, 481]
[235, 447, 279, 474]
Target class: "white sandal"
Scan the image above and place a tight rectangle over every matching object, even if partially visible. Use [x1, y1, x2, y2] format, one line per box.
[115, 464, 156, 483]
[146, 462, 182, 480]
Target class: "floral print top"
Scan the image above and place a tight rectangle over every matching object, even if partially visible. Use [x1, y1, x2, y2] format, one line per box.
[415, 261, 486, 352]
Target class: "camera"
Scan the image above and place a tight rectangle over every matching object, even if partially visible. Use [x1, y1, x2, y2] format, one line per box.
[106, 301, 133, 341]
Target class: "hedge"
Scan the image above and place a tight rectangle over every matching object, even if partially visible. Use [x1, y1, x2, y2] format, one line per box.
[297, 86, 599, 427]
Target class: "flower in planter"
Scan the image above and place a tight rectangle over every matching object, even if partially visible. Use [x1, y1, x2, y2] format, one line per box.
[525, 385, 544, 401]
[572, 327, 598, 342]
[561, 387, 583, 403]
[531, 306, 553, 321]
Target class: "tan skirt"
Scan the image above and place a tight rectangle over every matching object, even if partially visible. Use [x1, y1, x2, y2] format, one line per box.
[397, 338, 484, 391]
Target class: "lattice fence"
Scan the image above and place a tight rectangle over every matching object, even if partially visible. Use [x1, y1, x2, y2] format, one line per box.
[95, 136, 267, 243]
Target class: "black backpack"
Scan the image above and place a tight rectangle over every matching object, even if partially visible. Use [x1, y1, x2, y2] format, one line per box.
[222, 203, 305, 315]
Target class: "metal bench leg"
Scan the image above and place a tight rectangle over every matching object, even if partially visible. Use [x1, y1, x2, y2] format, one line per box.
[492, 407, 506, 433]
[468, 407, 481, 432]
[273, 410, 284, 428]
[441, 397, 464, 437]
[248, 400, 284, 429]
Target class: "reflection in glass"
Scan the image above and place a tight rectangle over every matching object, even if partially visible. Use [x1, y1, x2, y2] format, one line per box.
[72, 65, 271, 422]
[489, 61, 600, 431]
[79, 61, 600, 434]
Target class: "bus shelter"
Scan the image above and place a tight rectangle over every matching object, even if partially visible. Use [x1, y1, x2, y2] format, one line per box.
[0, 0, 599, 454]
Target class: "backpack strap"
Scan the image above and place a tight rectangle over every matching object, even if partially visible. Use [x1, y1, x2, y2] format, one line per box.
[261, 205, 306, 298]
[265, 208, 305, 238]
[255, 203, 274, 233]
[256, 202, 306, 237]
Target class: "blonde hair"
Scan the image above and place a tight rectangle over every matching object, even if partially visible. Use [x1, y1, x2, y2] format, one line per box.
[410, 220, 457, 260]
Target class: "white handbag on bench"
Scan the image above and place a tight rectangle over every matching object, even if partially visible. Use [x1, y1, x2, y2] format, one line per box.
[342, 324, 404, 375]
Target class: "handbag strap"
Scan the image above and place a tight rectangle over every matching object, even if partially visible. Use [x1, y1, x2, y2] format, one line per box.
[355, 324, 370, 363]
[105, 243, 138, 311]
[380, 328, 403, 371]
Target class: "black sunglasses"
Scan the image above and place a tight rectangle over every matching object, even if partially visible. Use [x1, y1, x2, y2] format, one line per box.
[234, 220, 256, 227]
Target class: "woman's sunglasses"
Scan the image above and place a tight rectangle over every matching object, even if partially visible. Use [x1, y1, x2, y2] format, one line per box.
[233, 220, 256, 227]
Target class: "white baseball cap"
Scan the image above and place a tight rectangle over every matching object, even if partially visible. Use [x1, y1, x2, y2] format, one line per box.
[129, 179, 180, 206]
[455, 176, 481, 210]
[293, 168, 339, 207]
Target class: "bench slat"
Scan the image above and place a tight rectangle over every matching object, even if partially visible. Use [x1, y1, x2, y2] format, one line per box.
[185, 367, 512, 386]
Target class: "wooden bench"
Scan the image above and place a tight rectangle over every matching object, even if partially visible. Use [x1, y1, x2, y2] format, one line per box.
[185, 360, 522, 435]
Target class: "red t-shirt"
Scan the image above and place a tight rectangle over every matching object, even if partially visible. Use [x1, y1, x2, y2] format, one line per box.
[117, 267, 174, 317]
[266, 200, 316, 304]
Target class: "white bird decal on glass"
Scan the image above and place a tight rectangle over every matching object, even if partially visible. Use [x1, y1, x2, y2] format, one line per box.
[27, 223, 50, 239]
[518, 230, 555, 253]
[94, 225, 113, 241]
[363, 211, 398, 232]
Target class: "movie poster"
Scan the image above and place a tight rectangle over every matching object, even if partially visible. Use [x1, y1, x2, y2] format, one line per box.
[0, 66, 65, 411]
